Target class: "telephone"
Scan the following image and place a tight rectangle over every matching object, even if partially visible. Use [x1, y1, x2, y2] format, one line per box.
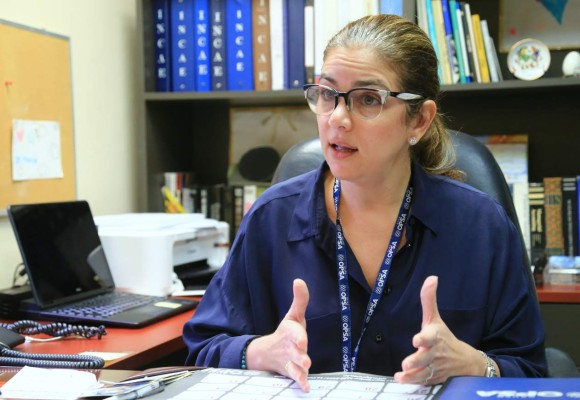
[0, 321, 107, 369]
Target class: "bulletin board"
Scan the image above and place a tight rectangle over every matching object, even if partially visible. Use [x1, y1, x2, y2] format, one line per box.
[0, 19, 75, 214]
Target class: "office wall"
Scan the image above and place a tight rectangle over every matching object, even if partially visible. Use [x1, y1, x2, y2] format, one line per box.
[0, 0, 139, 288]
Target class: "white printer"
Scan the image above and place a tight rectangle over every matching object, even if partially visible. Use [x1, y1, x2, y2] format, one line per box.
[94, 213, 229, 296]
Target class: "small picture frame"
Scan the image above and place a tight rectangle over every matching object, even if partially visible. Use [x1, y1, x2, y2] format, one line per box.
[499, 0, 580, 52]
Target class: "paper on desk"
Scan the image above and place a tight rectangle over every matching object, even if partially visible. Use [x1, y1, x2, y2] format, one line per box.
[0, 366, 99, 399]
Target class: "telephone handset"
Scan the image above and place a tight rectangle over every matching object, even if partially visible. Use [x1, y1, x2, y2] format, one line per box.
[0, 321, 107, 369]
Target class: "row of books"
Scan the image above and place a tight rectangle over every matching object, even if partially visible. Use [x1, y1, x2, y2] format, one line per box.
[153, 0, 424, 92]
[529, 176, 580, 263]
[164, 168, 580, 268]
[477, 136, 580, 265]
[153, 0, 497, 92]
[417, 0, 502, 85]
[163, 172, 268, 243]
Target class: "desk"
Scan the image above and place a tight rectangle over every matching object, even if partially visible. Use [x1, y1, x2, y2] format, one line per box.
[2, 307, 196, 370]
[536, 284, 580, 368]
[537, 283, 580, 303]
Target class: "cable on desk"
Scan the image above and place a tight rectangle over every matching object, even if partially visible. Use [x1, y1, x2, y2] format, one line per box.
[0, 348, 105, 369]
[0, 320, 107, 339]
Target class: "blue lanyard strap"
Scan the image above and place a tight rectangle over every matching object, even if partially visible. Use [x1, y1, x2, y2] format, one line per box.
[333, 178, 413, 372]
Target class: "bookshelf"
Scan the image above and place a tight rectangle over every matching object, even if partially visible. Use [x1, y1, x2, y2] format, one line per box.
[137, 0, 580, 366]
[137, 0, 580, 212]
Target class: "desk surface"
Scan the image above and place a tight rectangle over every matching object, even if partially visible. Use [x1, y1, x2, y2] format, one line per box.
[3, 307, 195, 370]
[536, 283, 580, 303]
[1, 287, 578, 372]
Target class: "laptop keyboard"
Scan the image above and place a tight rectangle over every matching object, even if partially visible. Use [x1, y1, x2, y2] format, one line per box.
[47, 292, 165, 318]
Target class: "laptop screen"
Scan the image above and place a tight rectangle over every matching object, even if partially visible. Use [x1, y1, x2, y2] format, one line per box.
[8, 201, 115, 308]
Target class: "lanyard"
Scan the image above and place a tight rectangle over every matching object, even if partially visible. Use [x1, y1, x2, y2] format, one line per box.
[333, 177, 413, 372]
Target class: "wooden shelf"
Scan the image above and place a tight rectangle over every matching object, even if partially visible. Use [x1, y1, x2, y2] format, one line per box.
[143, 76, 580, 103]
[537, 284, 580, 304]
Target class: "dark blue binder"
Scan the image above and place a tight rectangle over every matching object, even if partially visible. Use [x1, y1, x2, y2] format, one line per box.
[210, 0, 227, 90]
[194, 0, 211, 91]
[153, 0, 172, 92]
[226, 0, 254, 90]
[436, 376, 580, 399]
[285, 0, 305, 89]
[170, 0, 196, 91]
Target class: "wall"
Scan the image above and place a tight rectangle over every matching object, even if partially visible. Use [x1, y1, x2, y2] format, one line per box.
[0, 0, 139, 288]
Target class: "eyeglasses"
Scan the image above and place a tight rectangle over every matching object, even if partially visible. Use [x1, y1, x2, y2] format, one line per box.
[303, 84, 424, 120]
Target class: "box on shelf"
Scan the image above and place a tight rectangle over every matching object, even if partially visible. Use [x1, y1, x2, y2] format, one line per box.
[544, 256, 580, 284]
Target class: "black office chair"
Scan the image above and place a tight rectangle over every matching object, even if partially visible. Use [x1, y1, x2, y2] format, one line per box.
[271, 130, 580, 377]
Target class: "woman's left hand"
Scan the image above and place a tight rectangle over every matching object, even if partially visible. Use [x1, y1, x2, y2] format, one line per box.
[393, 276, 491, 385]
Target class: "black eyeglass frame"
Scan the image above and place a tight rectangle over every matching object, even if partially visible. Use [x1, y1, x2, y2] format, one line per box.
[303, 83, 425, 120]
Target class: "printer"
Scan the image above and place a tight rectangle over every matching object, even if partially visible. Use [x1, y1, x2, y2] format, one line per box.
[94, 213, 229, 297]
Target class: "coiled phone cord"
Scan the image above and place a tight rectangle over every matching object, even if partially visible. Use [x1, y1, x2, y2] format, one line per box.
[0, 320, 107, 369]
[0, 347, 105, 369]
[0, 320, 107, 339]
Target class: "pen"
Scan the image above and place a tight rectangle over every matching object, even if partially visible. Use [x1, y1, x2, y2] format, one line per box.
[104, 380, 165, 400]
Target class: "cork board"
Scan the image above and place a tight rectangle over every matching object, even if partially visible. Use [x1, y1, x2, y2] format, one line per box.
[0, 19, 75, 213]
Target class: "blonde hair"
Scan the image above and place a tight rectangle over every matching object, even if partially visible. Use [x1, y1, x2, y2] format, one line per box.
[325, 14, 460, 178]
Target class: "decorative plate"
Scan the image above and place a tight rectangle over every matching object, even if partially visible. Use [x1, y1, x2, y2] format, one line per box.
[507, 38, 551, 80]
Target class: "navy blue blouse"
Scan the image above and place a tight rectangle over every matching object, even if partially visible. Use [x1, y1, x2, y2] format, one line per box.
[183, 162, 547, 377]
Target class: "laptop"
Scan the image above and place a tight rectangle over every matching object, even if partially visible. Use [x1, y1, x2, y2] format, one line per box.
[7, 200, 198, 328]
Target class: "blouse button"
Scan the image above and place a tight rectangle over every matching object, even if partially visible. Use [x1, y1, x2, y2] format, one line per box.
[375, 332, 384, 342]
[385, 286, 392, 295]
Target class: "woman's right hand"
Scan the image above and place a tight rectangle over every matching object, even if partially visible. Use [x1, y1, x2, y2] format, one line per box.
[245, 278, 312, 392]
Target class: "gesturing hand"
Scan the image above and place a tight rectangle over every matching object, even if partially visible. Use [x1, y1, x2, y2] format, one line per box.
[246, 279, 312, 392]
[394, 276, 484, 385]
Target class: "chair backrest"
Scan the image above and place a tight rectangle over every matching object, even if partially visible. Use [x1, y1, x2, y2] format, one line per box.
[271, 130, 532, 275]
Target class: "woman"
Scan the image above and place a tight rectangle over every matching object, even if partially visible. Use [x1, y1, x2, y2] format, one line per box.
[183, 14, 547, 392]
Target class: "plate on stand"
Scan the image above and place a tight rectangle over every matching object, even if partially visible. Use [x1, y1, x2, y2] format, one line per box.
[507, 38, 551, 80]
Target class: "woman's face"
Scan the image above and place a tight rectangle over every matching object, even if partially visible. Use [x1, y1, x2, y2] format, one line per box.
[318, 47, 418, 185]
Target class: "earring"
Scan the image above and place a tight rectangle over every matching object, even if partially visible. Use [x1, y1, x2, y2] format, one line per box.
[409, 137, 418, 146]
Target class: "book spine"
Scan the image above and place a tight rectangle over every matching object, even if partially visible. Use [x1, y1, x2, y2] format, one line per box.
[210, 0, 227, 90]
[489, 38, 503, 81]
[562, 177, 579, 256]
[380, 0, 403, 15]
[471, 13, 490, 83]
[304, 0, 315, 84]
[233, 185, 244, 239]
[578, 176, 580, 254]
[462, 2, 481, 83]
[431, 0, 452, 85]
[218, 185, 235, 243]
[243, 184, 258, 215]
[199, 184, 210, 217]
[285, 0, 306, 89]
[512, 181, 531, 261]
[544, 176, 565, 256]
[269, 0, 286, 90]
[454, 3, 472, 83]
[313, 0, 338, 83]
[448, 0, 466, 83]
[171, 0, 196, 91]
[480, 19, 499, 83]
[424, 0, 442, 82]
[416, 0, 428, 33]
[154, 0, 172, 92]
[226, 0, 254, 90]
[441, 0, 460, 84]
[252, 0, 272, 90]
[529, 182, 546, 263]
[194, 0, 211, 91]
[209, 184, 224, 221]
[402, 0, 417, 21]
